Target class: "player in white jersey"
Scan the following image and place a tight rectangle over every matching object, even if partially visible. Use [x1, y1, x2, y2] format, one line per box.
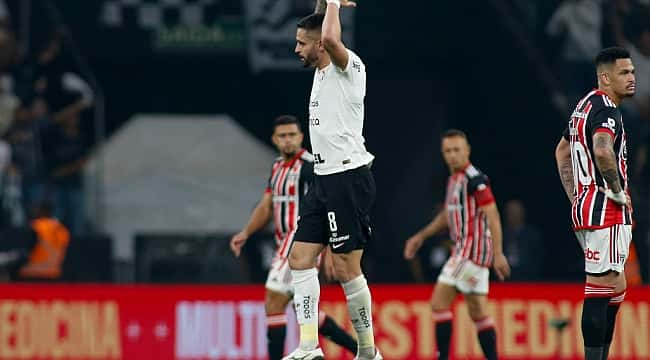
[230, 115, 357, 360]
[282, 1, 381, 360]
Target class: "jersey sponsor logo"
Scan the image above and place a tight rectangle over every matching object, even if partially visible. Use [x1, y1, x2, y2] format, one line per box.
[601, 118, 616, 131]
[330, 234, 350, 243]
[352, 60, 361, 72]
[301, 296, 313, 319]
[314, 153, 325, 164]
[357, 308, 371, 328]
[584, 248, 601, 261]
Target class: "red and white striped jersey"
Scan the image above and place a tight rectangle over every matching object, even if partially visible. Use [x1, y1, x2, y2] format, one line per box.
[563, 89, 633, 230]
[445, 163, 496, 267]
[265, 149, 314, 259]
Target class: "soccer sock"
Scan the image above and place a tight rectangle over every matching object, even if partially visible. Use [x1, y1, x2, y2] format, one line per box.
[266, 313, 288, 360]
[602, 291, 625, 360]
[474, 317, 498, 360]
[433, 310, 453, 360]
[342, 275, 376, 359]
[318, 312, 358, 354]
[582, 283, 615, 360]
[291, 268, 320, 351]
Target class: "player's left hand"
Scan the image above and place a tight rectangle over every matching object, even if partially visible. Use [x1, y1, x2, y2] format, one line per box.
[493, 253, 511, 281]
[598, 187, 629, 207]
[341, 0, 357, 7]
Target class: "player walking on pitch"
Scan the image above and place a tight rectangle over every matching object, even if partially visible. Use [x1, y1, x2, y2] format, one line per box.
[404, 129, 510, 360]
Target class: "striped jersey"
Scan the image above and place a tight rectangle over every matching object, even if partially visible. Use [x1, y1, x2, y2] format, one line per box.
[563, 89, 633, 230]
[265, 149, 314, 259]
[445, 164, 496, 267]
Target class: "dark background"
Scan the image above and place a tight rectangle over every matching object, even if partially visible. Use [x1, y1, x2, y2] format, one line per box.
[6, 0, 613, 282]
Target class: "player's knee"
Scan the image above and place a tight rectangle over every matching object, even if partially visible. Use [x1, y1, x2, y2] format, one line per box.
[587, 271, 620, 288]
[331, 255, 362, 283]
[431, 301, 450, 313]
[265, 297, 287, 314]
[265, 290, 290, 314]
[288, 249, 312, 270]
[467, 307, 488, 321]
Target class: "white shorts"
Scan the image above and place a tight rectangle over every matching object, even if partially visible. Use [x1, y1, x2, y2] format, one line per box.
[265, 256, 294, 295]
[575, 224, 632, 274]
[437, 256, 490, 295]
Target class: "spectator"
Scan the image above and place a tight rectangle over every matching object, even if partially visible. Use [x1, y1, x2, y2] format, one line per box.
[30, 31, 93, 236]
[42, 106, 89, 236]
[546, 0, 603, 104]
[18, 200, 69, 281]
[503, 199, 544, 281]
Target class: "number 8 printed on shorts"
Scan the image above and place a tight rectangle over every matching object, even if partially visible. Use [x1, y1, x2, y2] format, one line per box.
[327, 211, 338, 232]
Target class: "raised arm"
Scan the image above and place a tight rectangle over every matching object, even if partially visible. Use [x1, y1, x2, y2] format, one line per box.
[230, 193, 273, 257]
[555, 137, 574, 202]
[403, 210, 448, 260]
[319, 0, 355, 70]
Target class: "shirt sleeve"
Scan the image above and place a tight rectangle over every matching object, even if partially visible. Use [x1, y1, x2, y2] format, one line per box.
[336, 49, 364, 76]
[265, 164, 274, 194]
[562, 124, 570, 140]
[299, 161, 314, 196]
[588, 107, 622, 140]
[468, 174, 496, 207]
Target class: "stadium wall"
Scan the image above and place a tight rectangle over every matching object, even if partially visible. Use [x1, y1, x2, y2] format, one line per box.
[0, 284, 647, 359]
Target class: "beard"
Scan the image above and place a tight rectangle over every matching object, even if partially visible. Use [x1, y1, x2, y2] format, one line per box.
[281, 147, 298, 158]
[302, 52, 318, 68]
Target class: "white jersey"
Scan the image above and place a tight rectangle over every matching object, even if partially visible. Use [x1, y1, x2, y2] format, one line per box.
[308, 49, 374, 175]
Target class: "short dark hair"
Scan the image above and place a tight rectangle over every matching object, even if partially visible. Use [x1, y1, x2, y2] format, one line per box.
[595, 47, 631, 67]
[273, 114, 302, 131]
[297, 13, 324, 32]
[441, 129, 468, 141]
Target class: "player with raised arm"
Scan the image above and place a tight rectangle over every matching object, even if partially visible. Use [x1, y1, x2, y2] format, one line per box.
[282, 0, 381, 359]
[230, 115, 357, 360]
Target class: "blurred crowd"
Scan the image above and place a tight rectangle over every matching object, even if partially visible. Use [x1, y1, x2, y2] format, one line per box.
[0, 3, 93, 281]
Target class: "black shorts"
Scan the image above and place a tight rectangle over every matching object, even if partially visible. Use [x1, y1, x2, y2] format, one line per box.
[294, 164, 375, 254]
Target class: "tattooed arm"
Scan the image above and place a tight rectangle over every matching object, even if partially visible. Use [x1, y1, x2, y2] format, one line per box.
[555, 137, 574, 202]
[592, 132, 622, 193]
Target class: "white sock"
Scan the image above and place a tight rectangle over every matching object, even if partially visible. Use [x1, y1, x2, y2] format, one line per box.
[291, 268, 320, 351]
[342, 275, 375, 358]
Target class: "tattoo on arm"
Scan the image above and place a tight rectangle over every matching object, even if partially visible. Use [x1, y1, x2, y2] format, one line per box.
[559, 159, 574, 201]
[593, 133, 622, 192]
[315, 0, 327, 13]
